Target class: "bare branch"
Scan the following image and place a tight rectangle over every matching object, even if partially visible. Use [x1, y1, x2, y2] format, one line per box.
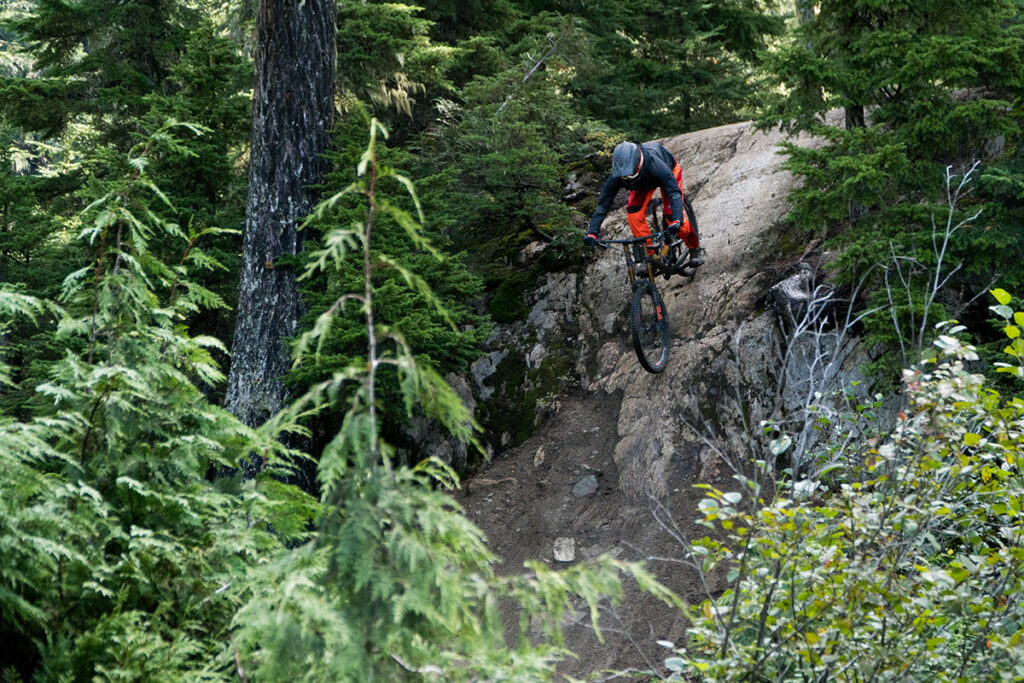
[496, 35, 561, 115]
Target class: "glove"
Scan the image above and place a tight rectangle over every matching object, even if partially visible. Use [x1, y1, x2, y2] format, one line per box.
[583, 233, 598, 247]
[663, 221, 681, 242]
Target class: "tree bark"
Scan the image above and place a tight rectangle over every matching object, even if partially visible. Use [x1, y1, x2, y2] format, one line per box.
[845, 103, 866, 130]
[795, 0, 815, 25]
[226, 0, 335, 435]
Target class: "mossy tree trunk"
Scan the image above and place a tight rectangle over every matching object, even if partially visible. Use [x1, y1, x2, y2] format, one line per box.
[226, 0, 335, 446]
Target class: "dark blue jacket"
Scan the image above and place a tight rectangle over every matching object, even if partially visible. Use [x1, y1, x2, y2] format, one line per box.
[587, 142, 682, 236]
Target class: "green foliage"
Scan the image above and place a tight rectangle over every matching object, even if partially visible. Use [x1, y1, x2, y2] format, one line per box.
[1, 0, 251, 255]
[2, 0, 201, 141]
[764, 0, 1024, 149]
[419, 13, 611, 292]
[568, 0, 786, 138]
[973, 143, 1024, 301]
[293, 104, 488, 460]
[1, 111, 686, 679]
[0, 125, 302, 680]
[415, 0, 516, 43]
[147, 21, 250, 219]
[0, 0, 34, 78]
[335, 1, 458, 141]
[989, 288, 1024, 380]
[0, 6, 251, 413]
[760, 0, 1024, 386]
[671, 306, 1024, 680]
[0, 125, 62, 290]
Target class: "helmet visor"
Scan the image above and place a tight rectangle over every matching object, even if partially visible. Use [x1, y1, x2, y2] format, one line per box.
[620, 150, 643, 181]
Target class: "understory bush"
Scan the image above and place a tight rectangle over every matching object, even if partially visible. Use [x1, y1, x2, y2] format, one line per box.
[667, 292, 1024, 680]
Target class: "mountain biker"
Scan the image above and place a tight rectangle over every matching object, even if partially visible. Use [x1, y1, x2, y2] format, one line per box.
[583, 141, 704, 267]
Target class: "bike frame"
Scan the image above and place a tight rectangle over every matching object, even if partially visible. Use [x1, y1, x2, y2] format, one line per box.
[596, 234, 676, 286]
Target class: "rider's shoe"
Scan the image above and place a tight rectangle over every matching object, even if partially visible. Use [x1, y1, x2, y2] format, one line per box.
[689, 247, 706, 267]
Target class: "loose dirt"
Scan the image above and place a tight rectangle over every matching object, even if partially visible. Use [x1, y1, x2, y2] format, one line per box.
[456, 390, 733, 679]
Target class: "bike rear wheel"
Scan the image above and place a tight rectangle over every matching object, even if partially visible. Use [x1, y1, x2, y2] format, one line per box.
[630, 280, 671, 373]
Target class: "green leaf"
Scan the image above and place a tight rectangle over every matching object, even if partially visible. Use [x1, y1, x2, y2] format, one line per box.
[1006, 325, 1021, 340]
[992, 288, 1012, 305]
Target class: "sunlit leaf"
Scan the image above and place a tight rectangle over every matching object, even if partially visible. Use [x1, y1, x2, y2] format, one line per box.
[992, 288, 1012, 305]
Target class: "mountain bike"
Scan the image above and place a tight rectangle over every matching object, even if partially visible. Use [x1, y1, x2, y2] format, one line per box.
[595, 197, 698, 373]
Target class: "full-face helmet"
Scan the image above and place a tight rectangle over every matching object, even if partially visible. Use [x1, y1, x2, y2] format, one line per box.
[611, 141, 643, 180]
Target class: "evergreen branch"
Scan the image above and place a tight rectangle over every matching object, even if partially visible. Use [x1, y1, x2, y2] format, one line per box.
[375, 254, 455, 329]
[291, 293, 366, 367]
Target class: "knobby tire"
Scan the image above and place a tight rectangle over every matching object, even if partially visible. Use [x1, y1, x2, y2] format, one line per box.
[630, 280, 671, 373]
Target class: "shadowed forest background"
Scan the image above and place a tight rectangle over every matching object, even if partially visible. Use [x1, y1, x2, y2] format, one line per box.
[2, 0, 1024, 679]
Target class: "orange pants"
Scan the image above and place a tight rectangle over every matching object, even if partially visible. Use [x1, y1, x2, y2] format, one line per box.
[625, 163, 698, 250]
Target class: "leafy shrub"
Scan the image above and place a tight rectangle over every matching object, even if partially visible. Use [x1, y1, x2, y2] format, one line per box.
[668, 294, 1024, 681]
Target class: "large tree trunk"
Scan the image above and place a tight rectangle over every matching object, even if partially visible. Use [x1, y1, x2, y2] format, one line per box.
[226, 0, 335, 438]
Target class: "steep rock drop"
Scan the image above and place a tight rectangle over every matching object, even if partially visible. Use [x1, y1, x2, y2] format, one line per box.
[455, 115, 866, 676]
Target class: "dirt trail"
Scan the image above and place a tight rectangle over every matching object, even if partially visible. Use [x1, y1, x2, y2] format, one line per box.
[456, 117, 830, 677]
[456, 391, 722, 677]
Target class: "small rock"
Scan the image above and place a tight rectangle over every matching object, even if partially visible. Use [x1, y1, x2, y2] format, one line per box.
[528, 343, 545, 366]
[767, 263, 836, 329]
[571, 474, 599, 497]
[553, 537, 576, 562]
[534, 446, 546, 467]
[518, 241, 546, 264]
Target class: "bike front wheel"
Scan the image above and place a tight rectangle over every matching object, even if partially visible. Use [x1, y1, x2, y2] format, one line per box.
[630, 280, 671, 373]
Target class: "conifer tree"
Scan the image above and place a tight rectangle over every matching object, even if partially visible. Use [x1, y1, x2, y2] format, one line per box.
[764, 0, 1024, 157]
[761, 0, 1024, 380]
[293, 104, 489, 467]
[0, 123, 302, 680]
[2, 0, 197, 140]
[568, 0, 785, 137]
[419, 14, 608, 279]
[1, 3, 252, 410]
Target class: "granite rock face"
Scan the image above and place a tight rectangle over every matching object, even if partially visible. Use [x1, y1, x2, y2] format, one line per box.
[443, 115, 882, 503]
[458, 117, 872, 494]
[571, 120, 832, 500]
